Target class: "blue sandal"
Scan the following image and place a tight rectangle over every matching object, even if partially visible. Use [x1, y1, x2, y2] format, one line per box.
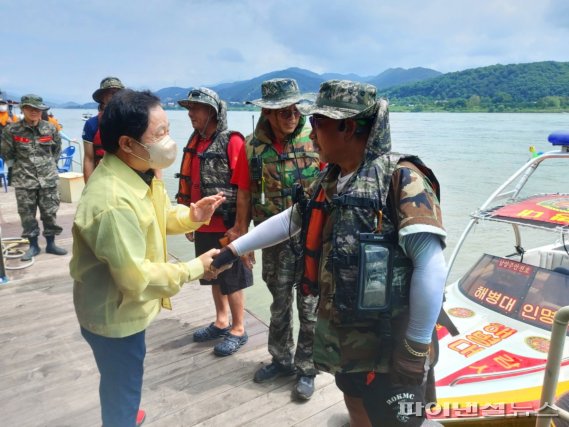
[214, 332, 248, 356]
[193, 322, 231, 342]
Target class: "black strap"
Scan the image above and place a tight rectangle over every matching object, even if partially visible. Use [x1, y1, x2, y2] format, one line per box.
[332, 253, 358, 266]
[331, 194, 380, 210]
[201, 183, 236, 190]
[174, 173, 191, 181]
[198, 152, 225, 160]
[304, 247, 321, 258]
[437, 307, 460, 336]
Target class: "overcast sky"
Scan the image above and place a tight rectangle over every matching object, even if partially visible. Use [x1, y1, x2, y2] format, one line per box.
[2, 0, 568, 103]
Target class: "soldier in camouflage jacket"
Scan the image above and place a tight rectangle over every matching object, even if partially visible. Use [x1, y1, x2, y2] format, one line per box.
[243, 79, 321, 400]
[0, 94, 67, 260]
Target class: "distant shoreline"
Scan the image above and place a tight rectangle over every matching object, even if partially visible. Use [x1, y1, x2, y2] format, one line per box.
[59, 105, 569, 113]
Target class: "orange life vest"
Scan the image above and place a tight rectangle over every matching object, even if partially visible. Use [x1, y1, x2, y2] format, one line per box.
[176, 134, 200, 205]
[48, 116, 62, 131]
[0, 111, 18, 127]
[176, 130, 239, 227]
[299, 188, 328, 297]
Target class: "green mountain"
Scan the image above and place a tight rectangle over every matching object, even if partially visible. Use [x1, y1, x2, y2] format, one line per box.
[368, 67, 442, 89]
[68, 62, 569, 112]
[383, 61, 569, 111]
[155, 87, 190, 104]
[212, 67, 324, 102]
[153, 66, 442, 106]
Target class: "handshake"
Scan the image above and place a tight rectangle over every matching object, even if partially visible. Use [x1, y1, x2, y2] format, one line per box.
[200, 245, 241, 280]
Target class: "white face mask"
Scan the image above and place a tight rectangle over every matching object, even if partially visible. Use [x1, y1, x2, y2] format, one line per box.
[131, 134, 178, 169]
[0, 104, 8, 113]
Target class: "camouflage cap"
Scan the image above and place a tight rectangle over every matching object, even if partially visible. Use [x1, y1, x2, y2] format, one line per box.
[178, 87, 221, 114]
[297, 80, 377, 119]
[246, 78, 302, 109]
[92, 76, 125, 103]
[20, 94, 49, 111]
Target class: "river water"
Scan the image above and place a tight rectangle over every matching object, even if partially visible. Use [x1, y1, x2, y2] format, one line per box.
[50, 108, 569, 323]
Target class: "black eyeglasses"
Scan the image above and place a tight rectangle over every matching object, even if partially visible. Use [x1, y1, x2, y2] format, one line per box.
[277, 108, 301, 119]
[309, 115, 329, 129]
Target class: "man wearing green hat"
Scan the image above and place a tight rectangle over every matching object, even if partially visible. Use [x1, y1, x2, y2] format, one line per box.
[232, 78, 322, 400]
[1, 94, 67, 260]
[176, 87, 253, 356]
[213, 80, 447, 426]
[83, 76, 125, 182]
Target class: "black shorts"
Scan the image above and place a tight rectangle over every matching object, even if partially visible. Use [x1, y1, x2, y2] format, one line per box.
[335, 371, 429, 427]
[194, 231, 253, 295]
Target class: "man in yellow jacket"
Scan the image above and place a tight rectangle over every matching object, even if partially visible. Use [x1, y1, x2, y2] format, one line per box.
[70, 89, 224, 427]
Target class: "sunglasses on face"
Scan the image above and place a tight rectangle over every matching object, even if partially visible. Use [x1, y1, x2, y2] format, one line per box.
[276, 108, 301, 119]
[309, 115, 330, 129]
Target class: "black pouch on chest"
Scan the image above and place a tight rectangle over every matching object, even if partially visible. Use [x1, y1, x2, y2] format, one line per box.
[356, 232, 395, 313]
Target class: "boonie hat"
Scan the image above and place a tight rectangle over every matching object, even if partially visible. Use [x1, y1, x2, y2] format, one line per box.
[92, 76, 125, 103]
[297, 80, 377, 119]
[178, 87, 221, 114]
[247, 78, 303, 109]
[20, 94, 49, 111]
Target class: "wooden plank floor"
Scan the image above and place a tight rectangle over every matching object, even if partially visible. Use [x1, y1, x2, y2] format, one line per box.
[0, 187, 348, 427]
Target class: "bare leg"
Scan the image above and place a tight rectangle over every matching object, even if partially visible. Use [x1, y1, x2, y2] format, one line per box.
[227, 290, 245, 336]
[211, 284, 230, 329]
[344, 394, 372, 427]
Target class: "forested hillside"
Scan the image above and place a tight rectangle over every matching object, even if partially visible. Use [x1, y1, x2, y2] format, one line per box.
[383, 61, 569, 111]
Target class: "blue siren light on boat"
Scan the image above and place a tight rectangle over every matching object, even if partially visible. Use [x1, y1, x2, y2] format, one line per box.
[548, 130, 569, 148]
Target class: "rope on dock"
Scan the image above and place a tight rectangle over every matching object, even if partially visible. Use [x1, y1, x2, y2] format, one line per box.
[1, 237, 35, 271]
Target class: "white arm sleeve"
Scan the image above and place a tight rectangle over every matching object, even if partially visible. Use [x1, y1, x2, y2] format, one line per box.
[401, 232, 447, 344]
[232, 207, 300, 256]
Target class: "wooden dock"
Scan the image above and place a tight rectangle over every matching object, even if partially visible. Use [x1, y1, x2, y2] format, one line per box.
[0, 186, 347, 427]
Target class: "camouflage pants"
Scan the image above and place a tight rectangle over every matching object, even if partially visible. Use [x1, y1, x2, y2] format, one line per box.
[261, 239, 319, 376]
[15, 187, 63, 238]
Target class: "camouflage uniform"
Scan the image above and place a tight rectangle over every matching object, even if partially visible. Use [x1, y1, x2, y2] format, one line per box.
[296, 81, 444, 374]
[296, 81, 445, 425]
[246, 79, 321, 376]
[1, 95, 63, 238]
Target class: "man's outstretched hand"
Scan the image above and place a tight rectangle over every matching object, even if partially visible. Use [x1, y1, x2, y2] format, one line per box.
[190, 192, 225, 223]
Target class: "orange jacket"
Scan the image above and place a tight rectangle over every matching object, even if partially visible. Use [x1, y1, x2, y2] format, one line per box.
[299, 189, 328, 296]
[0, 111, 19, 127]
[48, 116, 62, 131]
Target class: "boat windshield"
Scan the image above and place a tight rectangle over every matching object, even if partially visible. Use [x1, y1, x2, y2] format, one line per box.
[459, 254, 569, 333]
[474, 194, 569, 234]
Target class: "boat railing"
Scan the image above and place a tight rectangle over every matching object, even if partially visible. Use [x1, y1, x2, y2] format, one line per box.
[447, 149, 569, 279]
[69, 138, 83, 173]
[535, 305, 569, 426]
